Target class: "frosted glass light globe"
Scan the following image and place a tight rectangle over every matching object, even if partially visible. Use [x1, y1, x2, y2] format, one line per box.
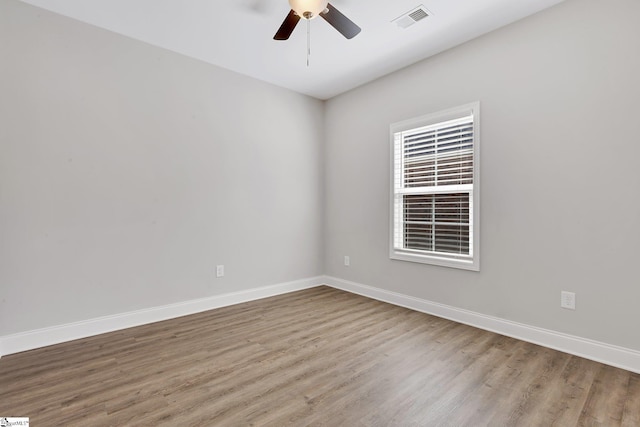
[288, 0, 329, 19]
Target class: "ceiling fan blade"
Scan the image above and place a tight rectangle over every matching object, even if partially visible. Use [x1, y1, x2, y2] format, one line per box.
[320, 3, 361, 39]
[274, 10, 300, 40]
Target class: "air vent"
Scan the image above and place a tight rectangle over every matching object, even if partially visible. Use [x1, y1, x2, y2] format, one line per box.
[392, 5, 431, 29]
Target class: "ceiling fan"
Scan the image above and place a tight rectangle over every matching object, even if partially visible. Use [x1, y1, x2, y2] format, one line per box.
[274, 0, 361, 41]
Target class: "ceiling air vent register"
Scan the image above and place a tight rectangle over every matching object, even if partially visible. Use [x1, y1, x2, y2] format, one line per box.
[393, 5, 431, 29]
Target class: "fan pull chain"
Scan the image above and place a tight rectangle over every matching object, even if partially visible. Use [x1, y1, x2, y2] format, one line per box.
[306, 18, 310, 67]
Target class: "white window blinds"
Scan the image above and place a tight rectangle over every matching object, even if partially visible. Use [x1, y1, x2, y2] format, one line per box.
[390, 103, 479, 270]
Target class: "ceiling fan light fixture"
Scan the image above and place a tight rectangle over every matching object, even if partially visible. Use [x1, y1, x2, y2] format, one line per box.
[274, 0, 360, 41]
[288, 0, 329, 19]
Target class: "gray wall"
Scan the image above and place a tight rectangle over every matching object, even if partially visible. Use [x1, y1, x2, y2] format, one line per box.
[0, 0, 324, 335]
[324, 0, 640, 351]
[3, 0, 639, 355]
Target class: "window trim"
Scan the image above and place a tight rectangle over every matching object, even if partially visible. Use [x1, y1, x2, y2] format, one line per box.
[389, 102, 480, 271]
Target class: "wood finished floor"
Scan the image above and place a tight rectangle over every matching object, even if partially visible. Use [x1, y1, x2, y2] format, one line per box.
[1, 286, 639, 426]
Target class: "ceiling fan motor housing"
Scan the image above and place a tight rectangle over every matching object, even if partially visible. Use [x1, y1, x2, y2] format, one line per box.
[289, 0, 329, 19]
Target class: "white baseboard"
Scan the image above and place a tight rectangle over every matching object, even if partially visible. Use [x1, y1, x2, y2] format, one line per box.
[322, 276, 640, 374]
[0, 276, 322, 357]
[3, 275, 639, 375]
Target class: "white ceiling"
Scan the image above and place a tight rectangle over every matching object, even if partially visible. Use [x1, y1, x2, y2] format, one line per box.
[19, 0, 564, 99]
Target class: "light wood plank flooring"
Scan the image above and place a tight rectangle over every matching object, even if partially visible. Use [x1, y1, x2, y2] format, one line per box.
[1, 286, 639, 426]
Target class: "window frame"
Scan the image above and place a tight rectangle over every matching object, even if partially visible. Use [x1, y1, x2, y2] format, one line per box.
[389, 102, 480, 271]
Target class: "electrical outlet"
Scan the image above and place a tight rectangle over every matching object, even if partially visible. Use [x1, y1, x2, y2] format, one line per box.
[344, 256, 350, 266]
[561, 291, 575, 310]
[216, 265, 224, 278]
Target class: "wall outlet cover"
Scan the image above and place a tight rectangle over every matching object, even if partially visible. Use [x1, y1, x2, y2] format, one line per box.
[561, 291, 576, 310]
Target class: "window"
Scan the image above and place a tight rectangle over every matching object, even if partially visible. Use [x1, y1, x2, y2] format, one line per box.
[390, 102, 479, 271]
